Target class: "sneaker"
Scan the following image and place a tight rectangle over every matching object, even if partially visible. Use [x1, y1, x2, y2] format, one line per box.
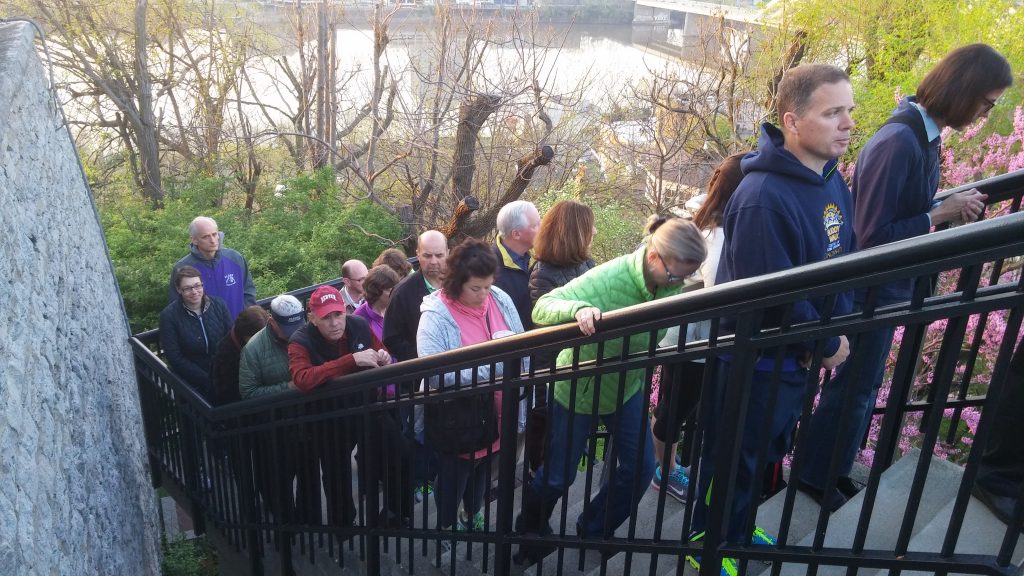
[414, 481, 433, 503]
[750, 526, 776, 547]
[797, 480, 847, 512]
[458, 510, 485, 531]
[439, 522, 465, 555]
[685, 553, 738, 576]
[651, 465, 690, 503]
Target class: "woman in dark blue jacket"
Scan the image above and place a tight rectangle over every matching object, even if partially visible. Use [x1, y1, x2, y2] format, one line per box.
[160, 265, 232, 399]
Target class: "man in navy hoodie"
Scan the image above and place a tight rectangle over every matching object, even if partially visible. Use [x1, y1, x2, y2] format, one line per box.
[688, 64, 854, 569]
[798, 44, 1013, 512]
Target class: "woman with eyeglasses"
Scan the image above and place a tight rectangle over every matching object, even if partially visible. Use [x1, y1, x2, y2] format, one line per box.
[515, 215, 705, 563]
[160, 265, 233, 400]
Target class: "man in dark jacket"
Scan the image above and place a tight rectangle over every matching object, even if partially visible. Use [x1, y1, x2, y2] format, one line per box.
[169, 216, 256, 321]
[289, 285, 412, 529]
[382, 230, 448, 499]
[383, 230, 448, 362]
[798, 44, 1012, 511]
[689, 64, 855, 562]
[493, 200, 540, 331]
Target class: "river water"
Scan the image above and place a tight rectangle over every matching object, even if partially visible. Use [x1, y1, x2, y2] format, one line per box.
[240, 6, 746, 119]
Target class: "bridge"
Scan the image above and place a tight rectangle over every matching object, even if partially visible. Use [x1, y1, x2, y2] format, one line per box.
[633, 0, 763, 25]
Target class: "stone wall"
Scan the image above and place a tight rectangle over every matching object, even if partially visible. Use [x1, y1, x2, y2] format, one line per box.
[0, 22, 160, 575]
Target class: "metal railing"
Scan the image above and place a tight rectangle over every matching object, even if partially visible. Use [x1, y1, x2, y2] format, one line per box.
[133, 169, 1024, 576]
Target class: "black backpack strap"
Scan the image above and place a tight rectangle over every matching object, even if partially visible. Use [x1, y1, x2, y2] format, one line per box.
[882, 113, 929, 152]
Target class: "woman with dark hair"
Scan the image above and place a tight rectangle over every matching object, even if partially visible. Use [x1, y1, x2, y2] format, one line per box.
[160, 265, 233, 400]
[373, 247, 413, 278]
[416, 238, 528, 547]
[210, 305, 270, 406]
[353, 265, 402, 340]
[524, 200, 597, 474]
[529, 200, 596, 305]
[649, 152, 746, 502]
[916, 43, 1013, 131]
[516, 215, 706, 563]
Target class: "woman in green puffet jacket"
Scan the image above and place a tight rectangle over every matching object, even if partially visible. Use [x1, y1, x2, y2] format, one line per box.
[514, 215, 706, 563]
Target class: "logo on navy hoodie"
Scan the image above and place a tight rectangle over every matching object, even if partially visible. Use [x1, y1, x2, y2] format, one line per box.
[823, 203, 846, 258]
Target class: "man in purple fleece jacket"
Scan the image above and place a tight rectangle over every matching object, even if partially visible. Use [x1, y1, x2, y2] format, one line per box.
[169, 216, 256, 322]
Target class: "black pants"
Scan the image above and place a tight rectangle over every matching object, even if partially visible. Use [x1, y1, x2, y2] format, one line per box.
[977, 337, 1024, 498]
[361, 409, 416, 525]
[651, 361, 704, 466]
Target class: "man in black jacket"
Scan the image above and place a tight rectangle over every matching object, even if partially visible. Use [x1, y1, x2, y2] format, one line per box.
[383, 230, 448, 362]
[382, 229, 448, 500]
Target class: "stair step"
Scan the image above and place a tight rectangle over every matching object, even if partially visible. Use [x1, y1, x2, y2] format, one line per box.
[900, 495, 1024, 576]
[774, 448, 972, 576]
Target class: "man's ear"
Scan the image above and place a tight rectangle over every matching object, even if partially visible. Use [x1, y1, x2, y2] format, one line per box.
[781, 111, 800, 135]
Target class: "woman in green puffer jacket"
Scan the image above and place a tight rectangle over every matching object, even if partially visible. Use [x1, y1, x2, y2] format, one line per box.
[514, 215, 706, 563]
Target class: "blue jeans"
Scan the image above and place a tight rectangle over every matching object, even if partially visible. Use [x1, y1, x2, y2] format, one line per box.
[799, 324, 896, 488]
[526, 391, 656, 537]
[692, 360, 808, 543]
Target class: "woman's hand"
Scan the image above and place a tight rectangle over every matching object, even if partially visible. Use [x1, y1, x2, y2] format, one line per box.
[574, 306, 602, 336]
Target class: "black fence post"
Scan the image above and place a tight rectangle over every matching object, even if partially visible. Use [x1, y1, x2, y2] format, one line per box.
[494, 353, 522, 576]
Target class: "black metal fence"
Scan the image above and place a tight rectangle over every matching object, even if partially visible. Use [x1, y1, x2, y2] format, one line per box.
[133, 170, 1024, 576]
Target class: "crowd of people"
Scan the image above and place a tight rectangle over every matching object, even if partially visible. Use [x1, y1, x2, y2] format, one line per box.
[156, 43, 1021, 574]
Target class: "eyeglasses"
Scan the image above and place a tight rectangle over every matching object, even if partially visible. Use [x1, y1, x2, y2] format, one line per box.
[981, 96, 998, 115]
[656, 252, 691, 284]
[180, 282, 203, 293]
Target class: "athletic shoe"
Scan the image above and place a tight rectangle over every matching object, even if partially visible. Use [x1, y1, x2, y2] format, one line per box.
[651, 465, 690, 503]
[686, 528, 774, 572]
[414, 481, 433, 503]
[685, 552, 738, 576]
[751, 526, 776, 547]
[440, 521, 466, 555]
[459, 510, 485, 531]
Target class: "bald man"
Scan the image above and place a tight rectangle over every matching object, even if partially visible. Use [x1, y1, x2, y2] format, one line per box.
[340, 259, 369, 313]
[382, 230, 448, 363]
[169, 216, 256, 321]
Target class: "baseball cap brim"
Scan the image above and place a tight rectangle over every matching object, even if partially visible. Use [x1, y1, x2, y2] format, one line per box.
[273, 312, 306, 339]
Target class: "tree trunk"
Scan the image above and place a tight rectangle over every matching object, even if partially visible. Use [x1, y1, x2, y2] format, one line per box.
[134, 0, 163, 204]
[439, 196, 480, 240]
[451, 93, 502, 201]
[455, 145, 553, 240]
[767, 30, 807, 119]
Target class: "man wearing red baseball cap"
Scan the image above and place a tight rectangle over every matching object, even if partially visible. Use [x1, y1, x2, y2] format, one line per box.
[287, 284, 412, 531]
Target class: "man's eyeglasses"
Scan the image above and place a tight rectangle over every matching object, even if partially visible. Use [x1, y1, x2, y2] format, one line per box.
[981, 96, 998, 115]
[180, 282, 203, 293]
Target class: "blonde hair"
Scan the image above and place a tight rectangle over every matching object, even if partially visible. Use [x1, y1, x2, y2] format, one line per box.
[645, 215, 706, 265]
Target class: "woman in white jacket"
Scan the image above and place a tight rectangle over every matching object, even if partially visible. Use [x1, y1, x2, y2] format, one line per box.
[649, 152, 746, 502]
[416, 238, 528, 548]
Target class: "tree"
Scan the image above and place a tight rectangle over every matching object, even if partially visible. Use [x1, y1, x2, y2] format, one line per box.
[598, 14, 760, 215]
[21, 0, 166, 203]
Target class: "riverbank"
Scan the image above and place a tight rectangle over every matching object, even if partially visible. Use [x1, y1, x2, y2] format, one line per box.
[241, 1, 636, 25]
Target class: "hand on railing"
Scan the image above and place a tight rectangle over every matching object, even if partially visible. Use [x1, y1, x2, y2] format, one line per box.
[930, 188, 987, 226]
[822, 335, 850, 370]
[574, 306, 602, 336]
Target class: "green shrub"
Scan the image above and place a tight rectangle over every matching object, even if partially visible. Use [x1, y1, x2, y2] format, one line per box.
[99, 168, 405, 333]
[161, 535, 216, 576]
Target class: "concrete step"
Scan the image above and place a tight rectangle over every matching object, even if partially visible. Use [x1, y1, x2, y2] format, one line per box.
[775, 449, 974, 576]
[901, 494, 1024, 576]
